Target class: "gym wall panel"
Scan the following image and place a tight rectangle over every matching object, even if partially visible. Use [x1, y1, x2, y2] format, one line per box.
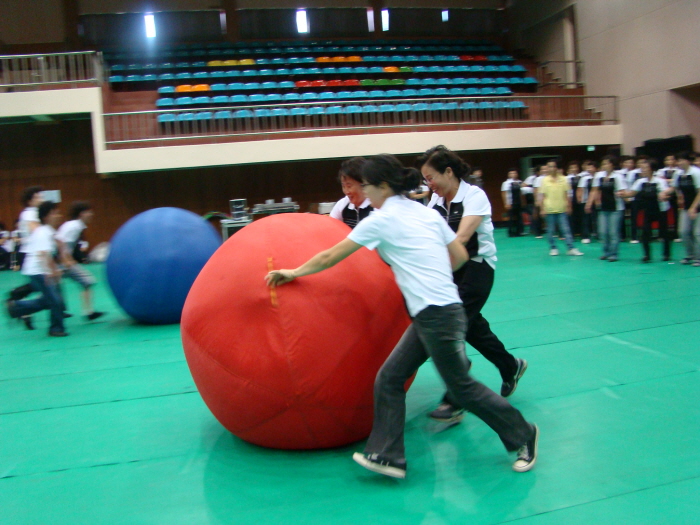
[0, 0, 65, 45]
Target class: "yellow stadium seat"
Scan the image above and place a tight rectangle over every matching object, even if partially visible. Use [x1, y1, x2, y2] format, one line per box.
[207, 60, 224, 67]
[175, 84, 193, 93]
[239, 58, 255, 65]
[192, 84, 211, 92]
[223, 60, 239, 66]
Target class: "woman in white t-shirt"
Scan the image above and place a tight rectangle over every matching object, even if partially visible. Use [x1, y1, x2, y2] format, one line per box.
[501, 169, 524, 237]
[266, 154, 538, 480]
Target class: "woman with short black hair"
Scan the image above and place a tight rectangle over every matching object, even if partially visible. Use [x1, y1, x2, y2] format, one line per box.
[329, 157, 373, 229]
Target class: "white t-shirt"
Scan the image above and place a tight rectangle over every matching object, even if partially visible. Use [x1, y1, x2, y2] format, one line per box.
[0, 230, 11, 253]
[348, 195, 460, 317]
[18, 207, 39, 253]
[21, 225, 56, 276]
[631, 176, 670, 212]
[533, 175, 545, 189]
[428, 180, 498, 270]
[577, 174, 594, 203]
[592, 171, 628, 211]
[501, 179, 522, 206]
[625, 168, 642, 186]
[56, 219, 87, 252]
[522, 175, 535, 195]
[672, 166, 700, 188]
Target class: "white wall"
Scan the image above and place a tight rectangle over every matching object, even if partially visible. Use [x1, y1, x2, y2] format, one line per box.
[511, 0, 700, 153]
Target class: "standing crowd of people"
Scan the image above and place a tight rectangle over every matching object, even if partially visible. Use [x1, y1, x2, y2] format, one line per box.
[4, 186, 105, 337]
[501, 153, 700, 264]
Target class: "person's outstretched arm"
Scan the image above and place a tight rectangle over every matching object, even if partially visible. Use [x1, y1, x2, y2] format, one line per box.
[265, 238, 362, 287]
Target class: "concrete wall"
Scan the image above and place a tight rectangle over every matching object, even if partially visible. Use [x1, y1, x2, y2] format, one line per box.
[0, 0, 65, 45]
[510, 0, 700, 153]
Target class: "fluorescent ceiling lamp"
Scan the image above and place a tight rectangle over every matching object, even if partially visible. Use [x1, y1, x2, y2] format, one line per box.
[367, 8, 375, 32]
[381, 9, 389, 31]
[145, 14, 156, 38]
[442, 10, 449, 22]
[296, 10, 309, 34]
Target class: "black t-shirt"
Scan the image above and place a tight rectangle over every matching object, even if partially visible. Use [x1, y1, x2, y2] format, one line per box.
[510, 181, 522, 209]
[677, 174, 698, 211]
[600, 176, 618, 212]
[569, 175, 581, 204]
[638, 182, 662, 213]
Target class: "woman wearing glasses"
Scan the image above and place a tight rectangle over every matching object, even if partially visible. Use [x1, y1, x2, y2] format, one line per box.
[266, 154, 538, 480]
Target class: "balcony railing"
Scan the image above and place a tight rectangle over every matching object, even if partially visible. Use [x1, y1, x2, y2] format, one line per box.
[537, 60, 585, 88]
[0, 51, 102, 90]
[103, 95, 618, 149]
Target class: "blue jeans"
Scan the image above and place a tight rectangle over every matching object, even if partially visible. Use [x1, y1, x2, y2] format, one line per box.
[13, 274, 65, 333]
[598, 210, 622, 257]
[545, 213, 574, 250]
[364, 304, 533, 461]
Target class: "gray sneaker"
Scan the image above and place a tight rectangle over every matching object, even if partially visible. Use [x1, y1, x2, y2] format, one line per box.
[428, 402, 465, 423]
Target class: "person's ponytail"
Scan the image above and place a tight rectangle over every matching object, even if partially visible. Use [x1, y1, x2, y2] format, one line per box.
[401, 167, 421, 193]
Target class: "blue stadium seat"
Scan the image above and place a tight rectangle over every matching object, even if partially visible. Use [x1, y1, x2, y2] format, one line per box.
[192, 96, 211, 106]
[177, 112, 195, 121]
[511, 65, 527, 72]
[395, 103, 412, 112]
[157, 113, 175, 124]
[480, 87, 496, 96]
[335, 91, 352, 100]
[261, 81, 278, 90]
[339, 67, 353, 74]
[308, 107, 325, 116]
[369, 90, 388, 98]
[444, 66, 458, 73]
[427, 66, 443, 74]
[210, 83, 227, 91]
[265, 94, 282, 103]
[478, 101, 496, 109]
[195, 111, 213, 121]
[242, 70, 257, 77]
[211, 95, 229, 105]
[322, 67, 338, 75]
[494, 77, 509, 85]
[401, 89, 418, 97]
[210, 71, 227, 79]
[362, 105, 379, 113]
[495, 87, 513, 95]
[230, 94, 249, 103]
[429, 102, 445, 111]
[259, 69, 274, 76]
[379, 104, 396, 113]
[449, 88, 466, 96]
[345, 105, 363, 114]
[275, 68, 291, 76]
[412, 103, 429, 112]
[422, 78, 437, 86]
[301, 92, 319, 101]
[232, 109, 253, 119]
[175, 72, 192, 81]
[156, 98, 174, 107]
[192, 72, 209, 80]
[271, 58, 285, 66]
[386, 90, 402, 98]
[109, 75, 124, 83]
[159, 73, 175, 81]
[461, 101, 479, 110]
[158, 86, 175, 94]
[405, 55, 419, 62]
[175, 96, 193, 106]
[484, 66, 498, 74]
[480, 78, 496, 85]
[222, 70, 241, 78]
[465, 88, 480, 96]
[437, 78, 452, 85]
[278, 81, 295, 89]
[418, 88, 435, 97]
[319, 92, 337, 101]
[326, 106, 345, 115]
[434, 88, 449, 96]
[413, 66, 429, 74]
[243, 82, 261, 90]
[254, 108, 271, 118]
[283, 93, 301, 102]
[301, 57, 316, 63]
[454, 65, 470, 73]
[406, 78, 422, 86]
[443, 102, 459, 111]
[369, 66, 384, 74]
[192, 61, 207, 68]
[510, 100, 527, 109]
[353, 66, 369, 74]
[271, 108, 290, 117]
[125, 74, 142, 82]
[290, 107, 308, 117]
[523, 77, 538, 84]
[292, 67, 306, 75]
[249, 94, 265, 103]
[307, 67, 322, 75]
[509, 77, 524, 84]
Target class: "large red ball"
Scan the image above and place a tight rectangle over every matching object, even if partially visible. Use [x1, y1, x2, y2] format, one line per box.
[182, 213, 411, 449]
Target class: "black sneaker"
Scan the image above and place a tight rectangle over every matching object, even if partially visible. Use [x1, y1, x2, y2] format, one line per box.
[63, 312, 73, 318]
[501, 358, 528, 398]
[352, 452, 406, 479]
[512, 424, 539, 472]
[428, 402, 465, 423]
[86, 311, 105, 321]
[642, 256, 650, 263]
[21, 316, 34, 330]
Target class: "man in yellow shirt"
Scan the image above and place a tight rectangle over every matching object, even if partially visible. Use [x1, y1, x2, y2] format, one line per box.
[538, 159, 584, 256]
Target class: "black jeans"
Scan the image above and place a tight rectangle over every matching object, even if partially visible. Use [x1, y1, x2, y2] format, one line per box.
[453, 259, 518, 383]
[364, 304, 534, 461]
[641, 209, 671, 259]
[508, 207, 523, 237]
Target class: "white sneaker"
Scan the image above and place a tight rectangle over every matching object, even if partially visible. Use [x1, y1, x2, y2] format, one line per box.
[630, 240, 640, 244]
[549, 249, 559, 256]
[581, 238, 591, 244]
[567, 248, 584, 256]
[674, 238, 683, 243]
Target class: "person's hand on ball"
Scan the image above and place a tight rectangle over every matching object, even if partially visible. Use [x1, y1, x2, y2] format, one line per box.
[265, 269, 296, 287]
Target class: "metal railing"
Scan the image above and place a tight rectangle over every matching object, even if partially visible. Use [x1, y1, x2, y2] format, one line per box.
[0, 51, 102, 90]
[103, 95, 617, 148]
[537, 60, 585, 88]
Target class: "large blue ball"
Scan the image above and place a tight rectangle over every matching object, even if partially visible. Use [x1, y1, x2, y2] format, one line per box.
[106, 207, 221, 324]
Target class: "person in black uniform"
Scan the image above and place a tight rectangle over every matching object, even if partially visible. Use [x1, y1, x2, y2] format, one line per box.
[673, 152, 700, 265]
[626, 158, 672, 262]
[566, 161, 583, 237]
[329, 157, 373, 229]
[501, 169, 523, 237]
[417, 146, 527, 424]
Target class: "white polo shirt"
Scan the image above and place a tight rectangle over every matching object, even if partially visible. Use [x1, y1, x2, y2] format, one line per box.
[522, 175, 535, 195]
[672, 166, 700, 188]
[348, 195, 460, 317]
[21, 225, 57, 276]
[501, 179, 522, 207]
[592, 171, 628, 211]
[56, 219, 87, 252]
[18, 207, 39, 253]
[577, 174, 594, 203]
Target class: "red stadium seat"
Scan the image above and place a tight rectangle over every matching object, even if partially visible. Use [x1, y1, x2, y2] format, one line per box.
[342, 79, 360, 87]
[295, 80, 311, 88]
[326, 80, 343, 87]
[310, 80, 327, 87]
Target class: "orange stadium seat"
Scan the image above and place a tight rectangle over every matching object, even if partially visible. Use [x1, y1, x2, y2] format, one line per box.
[192, 84, 211, 92]
[347, 56, 363, 62]
[331, 56, 347, 62]
[175, 84, 193, 92]
[383, 66, 400, 73]
[316, 57, 332, 63]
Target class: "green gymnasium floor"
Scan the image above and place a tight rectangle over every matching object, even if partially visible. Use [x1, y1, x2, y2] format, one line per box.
[2, 230, 700, 524]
